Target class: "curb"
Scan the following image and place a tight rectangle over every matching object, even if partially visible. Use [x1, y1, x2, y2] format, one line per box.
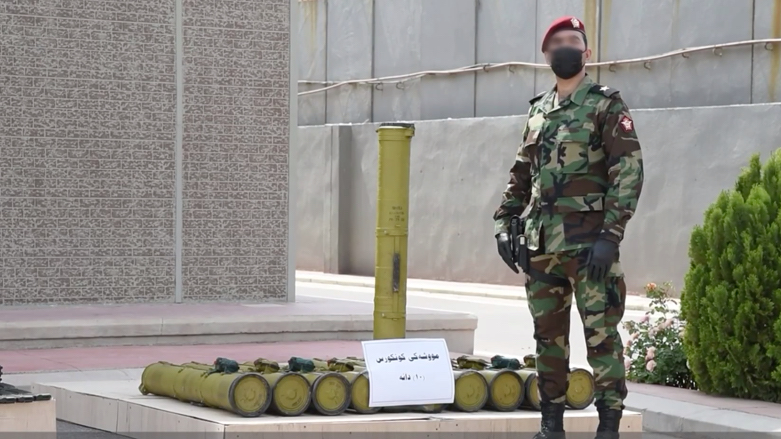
[624, 392, 781, 438]
[295, 276, 653, 312]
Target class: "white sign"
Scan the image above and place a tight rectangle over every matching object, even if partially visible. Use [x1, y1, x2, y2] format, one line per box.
[361, 338, 455, 407]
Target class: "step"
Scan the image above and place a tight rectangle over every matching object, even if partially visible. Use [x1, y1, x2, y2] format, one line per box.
[32, 380, 642, 437]
[0, 398, 56, 433]
[0, 297, 477, 353]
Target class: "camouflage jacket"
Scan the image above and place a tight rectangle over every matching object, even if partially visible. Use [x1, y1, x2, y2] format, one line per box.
[493, 75, 644, 254]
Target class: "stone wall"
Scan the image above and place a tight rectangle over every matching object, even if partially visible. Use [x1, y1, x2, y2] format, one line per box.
[0, 0, 295, 305]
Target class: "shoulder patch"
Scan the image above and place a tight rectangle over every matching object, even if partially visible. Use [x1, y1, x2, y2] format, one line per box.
[529, 91, 546, 104]
[590, 84, 620, 99]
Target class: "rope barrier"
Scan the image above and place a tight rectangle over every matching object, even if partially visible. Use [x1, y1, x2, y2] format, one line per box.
[297, 38, 781, 96]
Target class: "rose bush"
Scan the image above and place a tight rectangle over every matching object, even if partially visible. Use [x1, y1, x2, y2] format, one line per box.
[623, 282, 697, 389]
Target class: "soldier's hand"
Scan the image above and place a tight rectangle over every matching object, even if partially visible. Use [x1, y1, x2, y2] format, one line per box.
[586, 239, 618, 283]
[496, 232, 519, 274]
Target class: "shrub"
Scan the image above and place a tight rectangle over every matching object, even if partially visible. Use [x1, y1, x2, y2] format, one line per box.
[681, 151, 781, 403]
[624, 282, 696, 389]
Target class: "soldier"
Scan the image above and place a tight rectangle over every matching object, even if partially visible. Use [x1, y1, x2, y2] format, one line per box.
[492, 16, 644, 439]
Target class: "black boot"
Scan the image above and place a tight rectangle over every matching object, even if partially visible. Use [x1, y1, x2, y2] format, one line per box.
[533, 402, 566, 439]
[595, 407, 622, 439]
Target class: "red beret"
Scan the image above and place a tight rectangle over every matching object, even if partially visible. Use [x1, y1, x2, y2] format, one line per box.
[541, 16, 587, 52]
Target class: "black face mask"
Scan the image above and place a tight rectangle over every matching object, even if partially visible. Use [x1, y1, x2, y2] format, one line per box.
[550, 46, 585, 79]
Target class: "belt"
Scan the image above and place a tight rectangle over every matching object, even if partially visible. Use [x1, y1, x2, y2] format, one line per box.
[510, 215, 571, 288]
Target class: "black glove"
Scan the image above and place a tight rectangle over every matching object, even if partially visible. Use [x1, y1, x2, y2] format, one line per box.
[496, 232, 519, 274]
[586, 238, 618, 283]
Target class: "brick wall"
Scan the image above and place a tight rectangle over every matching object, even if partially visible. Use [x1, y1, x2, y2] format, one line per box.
[181, 0, 289, 301]
[0, 0, 291, 305]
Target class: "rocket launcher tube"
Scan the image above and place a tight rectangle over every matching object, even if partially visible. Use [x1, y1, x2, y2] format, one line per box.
[139, 362, 271, 417]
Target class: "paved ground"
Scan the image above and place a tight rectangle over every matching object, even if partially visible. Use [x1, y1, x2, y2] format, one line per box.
[56, 420, 122, 439]
[2, 280, 778, 438]
[2, 340, 364, 373]
[297, 283, 648, 366]
[296, 270, 670, 312]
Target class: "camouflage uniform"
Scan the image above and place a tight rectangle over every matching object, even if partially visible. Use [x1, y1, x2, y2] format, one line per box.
[493, 75, 644, 411]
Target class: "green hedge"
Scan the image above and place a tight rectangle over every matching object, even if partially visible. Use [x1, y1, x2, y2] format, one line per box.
[681, 151, 781, 402]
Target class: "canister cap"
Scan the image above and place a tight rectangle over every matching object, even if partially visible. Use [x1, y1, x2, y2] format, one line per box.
[379, 122, 415, 129]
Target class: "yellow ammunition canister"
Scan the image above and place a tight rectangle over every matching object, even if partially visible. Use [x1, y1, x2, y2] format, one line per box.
[514, 369, 541, 410]
[566, 367, 596, 410]
[139, 362, 270, 417]
[478, 369, 524, 411]
[451, 369, 489, 412]
[341, 370, 380, 414]
[303, 372, 351, 416]
[264, 372, 311, 416]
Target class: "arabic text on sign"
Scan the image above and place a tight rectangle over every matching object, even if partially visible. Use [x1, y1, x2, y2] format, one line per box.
[398, 373, 426, 381]
[376, 353, 441, 364]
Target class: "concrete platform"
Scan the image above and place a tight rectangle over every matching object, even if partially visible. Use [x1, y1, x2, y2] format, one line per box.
[32, 380, 642, 438]
[0, 399, 56, 433]
[0, 296, 476, 353]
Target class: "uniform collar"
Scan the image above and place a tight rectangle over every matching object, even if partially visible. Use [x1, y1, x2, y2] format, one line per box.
[552, 74, 593, 108]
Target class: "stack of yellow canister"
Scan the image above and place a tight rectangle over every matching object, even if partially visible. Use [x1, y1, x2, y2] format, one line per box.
[137, 352, 595, 417]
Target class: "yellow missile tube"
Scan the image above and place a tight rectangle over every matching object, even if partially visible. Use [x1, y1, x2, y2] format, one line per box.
[138, 362, 271, 417]
[478, 369, 525, 411]
[566, 367, 596, 409]
[451, 369, 489, 412]
[342, 370, 380, 414]
[514, 369, 541, 410]
[263, 372, 312, 416]
[303, 372, 351, 416]
[374, 123, 415, 340]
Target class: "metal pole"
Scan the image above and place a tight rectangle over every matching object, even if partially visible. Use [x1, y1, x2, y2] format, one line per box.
[373, 122, 415, 340]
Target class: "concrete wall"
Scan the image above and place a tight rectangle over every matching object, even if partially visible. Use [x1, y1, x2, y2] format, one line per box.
[0, 0, 295, 305]
[297, 0, 781, 125]
[295, 103, 781, 293]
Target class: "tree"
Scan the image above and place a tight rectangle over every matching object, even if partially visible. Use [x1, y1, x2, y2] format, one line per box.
[681, 151, 781, 402]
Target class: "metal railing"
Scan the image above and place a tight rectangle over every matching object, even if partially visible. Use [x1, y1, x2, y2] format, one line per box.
[297, 39, 781, 96]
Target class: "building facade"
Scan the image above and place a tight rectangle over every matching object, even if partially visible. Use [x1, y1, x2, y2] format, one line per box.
[1, 0, 297, 305]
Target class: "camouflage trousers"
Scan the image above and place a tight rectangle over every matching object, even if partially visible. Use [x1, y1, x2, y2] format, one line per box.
[525, 249, 628, 411]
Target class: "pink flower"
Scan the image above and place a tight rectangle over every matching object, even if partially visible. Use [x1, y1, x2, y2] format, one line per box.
[645, 347, 656, 361]
[631, 332, 639, 341]
[648, 328, 657, 338]
[640, 314, 650, 323]
[646, 360, 657, 372]
[662, 318, 674, 329]
[626, 338, 633, 347]
[646, 282, 657, 291]
[624, 358, 632, 369]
